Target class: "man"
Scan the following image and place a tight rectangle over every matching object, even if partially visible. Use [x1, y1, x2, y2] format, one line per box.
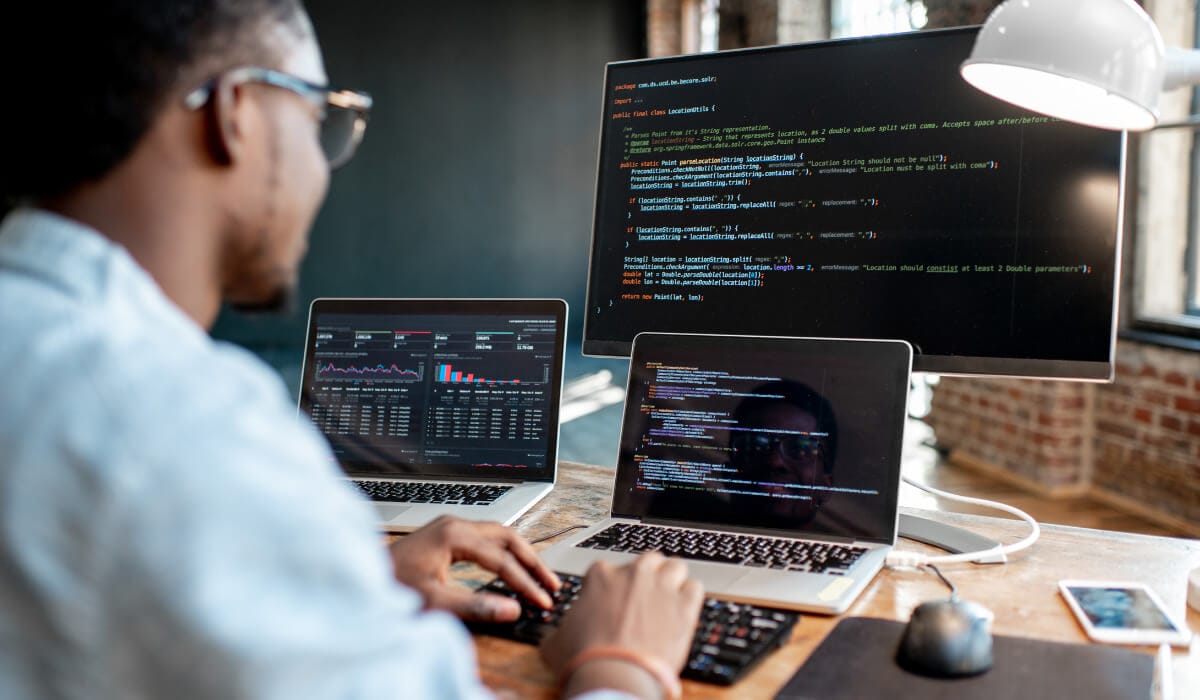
[0, 2, 702, 698]
[728, 381, 839, 528]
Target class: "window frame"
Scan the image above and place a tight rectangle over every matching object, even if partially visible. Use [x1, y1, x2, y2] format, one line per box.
[1123, 0, 1200, 346]
[1185, 7, 1200, 317]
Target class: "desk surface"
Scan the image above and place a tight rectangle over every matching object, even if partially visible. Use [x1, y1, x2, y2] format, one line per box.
[468, 462, 1200, 698]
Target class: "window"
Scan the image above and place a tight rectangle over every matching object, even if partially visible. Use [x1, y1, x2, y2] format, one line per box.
[830, 0, 926, 38]
[1128, 0, 1200, 338]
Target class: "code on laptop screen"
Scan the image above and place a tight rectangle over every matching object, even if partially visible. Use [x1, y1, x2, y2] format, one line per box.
[611, 333, 909, 543]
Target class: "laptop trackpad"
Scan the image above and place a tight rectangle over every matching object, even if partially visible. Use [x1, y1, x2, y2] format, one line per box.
[734, 569, 852, 602]
[374, 504, 413, 521]
[686, 561, 747, 591]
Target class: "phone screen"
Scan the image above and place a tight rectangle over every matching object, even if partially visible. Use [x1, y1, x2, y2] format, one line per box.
[1066, 585, 1180, 631]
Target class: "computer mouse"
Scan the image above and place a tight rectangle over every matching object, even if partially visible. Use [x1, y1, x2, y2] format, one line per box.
[896, 598, 994, 678]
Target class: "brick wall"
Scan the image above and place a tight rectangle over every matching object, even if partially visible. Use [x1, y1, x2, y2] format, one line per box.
[1094, 342, 1200, 528]
[926, 376, 1092, 492]
[648, 0, 684, 56]
[718, 0, 780, 48]
[927, 339, 1200, 533]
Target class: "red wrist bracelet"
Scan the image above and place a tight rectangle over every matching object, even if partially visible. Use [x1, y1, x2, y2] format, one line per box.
[560, 645, 683, 700]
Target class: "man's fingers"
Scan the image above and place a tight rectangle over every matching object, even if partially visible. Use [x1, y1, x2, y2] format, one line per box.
[425, 586, 522, 623]
[658, 557, 690, 588]
[459, 540, 552, 609]
[493, 551, 554, 609]
[681, 578, 705, 609]
[500, 531, 561, 592]
[633, 550, 666, 573]
[453, 528, 555, 609]
[425, 519, 559, 609]
[394, 518, 560, 618]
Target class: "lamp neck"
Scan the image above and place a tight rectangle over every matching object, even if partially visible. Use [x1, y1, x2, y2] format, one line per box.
[1164, 47, 1200, 91]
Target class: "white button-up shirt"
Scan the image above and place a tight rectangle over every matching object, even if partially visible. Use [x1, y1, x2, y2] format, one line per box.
[0, 209, 583, 699]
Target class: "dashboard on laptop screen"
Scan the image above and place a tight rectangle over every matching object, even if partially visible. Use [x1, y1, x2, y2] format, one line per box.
[299, 299, 566, 481]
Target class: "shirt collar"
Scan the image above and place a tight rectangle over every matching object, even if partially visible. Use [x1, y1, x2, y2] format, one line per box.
[0, 207, 205, 339]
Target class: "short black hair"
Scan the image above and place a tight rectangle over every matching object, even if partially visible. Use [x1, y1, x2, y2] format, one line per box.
[0, 1, 304, 203]
[732, 380, 839, 473]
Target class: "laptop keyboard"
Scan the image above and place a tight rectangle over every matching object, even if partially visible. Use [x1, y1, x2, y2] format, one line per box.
[352, 480, 512, 505]
[469, 572, 800, 685]
[578, 523, 867, 573]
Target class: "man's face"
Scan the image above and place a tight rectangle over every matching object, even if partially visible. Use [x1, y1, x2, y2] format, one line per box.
[223, 17, 330, 312]
[731, 403, 831, 523]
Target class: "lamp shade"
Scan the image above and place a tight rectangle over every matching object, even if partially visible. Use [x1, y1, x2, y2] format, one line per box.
[960, 0, 1165, 131]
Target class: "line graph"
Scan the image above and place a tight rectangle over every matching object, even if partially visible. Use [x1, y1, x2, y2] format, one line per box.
[317, 362, 424, 382]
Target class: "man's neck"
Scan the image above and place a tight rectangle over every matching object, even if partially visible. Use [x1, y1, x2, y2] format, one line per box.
[44, 177, 225, 331]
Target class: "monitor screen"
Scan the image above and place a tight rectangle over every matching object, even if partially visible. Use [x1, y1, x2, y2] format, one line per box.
[582, 27, 1125, 379]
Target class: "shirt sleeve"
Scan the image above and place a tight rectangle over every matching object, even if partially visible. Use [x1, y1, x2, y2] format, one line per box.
[91, 349, 496, 700]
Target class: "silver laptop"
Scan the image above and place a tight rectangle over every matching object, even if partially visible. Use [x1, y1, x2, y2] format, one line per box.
[540, 332, 911, 613]
[298, 298, 567, 532]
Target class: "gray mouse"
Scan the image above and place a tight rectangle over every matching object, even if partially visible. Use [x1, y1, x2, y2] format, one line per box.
[896, 598, 995, 678]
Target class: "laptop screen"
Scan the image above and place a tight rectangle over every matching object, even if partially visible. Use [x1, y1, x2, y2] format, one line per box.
[611, 333, 911, 544]
[299, 299, 566, 482]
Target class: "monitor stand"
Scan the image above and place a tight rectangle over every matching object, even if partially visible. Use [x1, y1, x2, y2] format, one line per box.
[898, 513, 1006, 564]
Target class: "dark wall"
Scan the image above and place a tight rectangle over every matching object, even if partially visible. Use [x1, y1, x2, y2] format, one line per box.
[212, 0, 645, 361]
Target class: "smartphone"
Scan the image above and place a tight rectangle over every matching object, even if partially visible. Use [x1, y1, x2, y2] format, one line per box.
[1059, 580, 1192, 646]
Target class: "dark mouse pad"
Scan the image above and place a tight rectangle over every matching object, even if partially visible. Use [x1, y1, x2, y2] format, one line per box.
[775, 617, 1152, 700]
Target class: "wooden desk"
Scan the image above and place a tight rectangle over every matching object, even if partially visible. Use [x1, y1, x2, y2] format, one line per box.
[469, 462, 1200, 698]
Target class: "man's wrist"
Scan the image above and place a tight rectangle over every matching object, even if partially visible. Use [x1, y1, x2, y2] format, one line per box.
[561, 657, 666, 699]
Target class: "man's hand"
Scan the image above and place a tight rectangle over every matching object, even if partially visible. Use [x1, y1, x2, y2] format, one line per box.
[540, 553, 704, 696]
[388, 516, 560, 623]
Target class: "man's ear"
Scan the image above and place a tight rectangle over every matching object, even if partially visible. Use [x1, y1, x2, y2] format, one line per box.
[203, 76, 248, 167]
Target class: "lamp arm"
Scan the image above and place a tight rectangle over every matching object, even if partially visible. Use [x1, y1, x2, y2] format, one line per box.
[1163, 47, 1200, 91]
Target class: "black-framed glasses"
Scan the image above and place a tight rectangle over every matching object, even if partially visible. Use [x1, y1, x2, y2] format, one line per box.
[731, 432, 824, 460]
[184, 66, 373, 169]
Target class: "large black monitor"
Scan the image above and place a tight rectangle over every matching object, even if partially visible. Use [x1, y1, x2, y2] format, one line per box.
[582, 27, 1124, 379]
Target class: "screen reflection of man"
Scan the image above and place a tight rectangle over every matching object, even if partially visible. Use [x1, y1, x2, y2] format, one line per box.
[728, 381, 838, 528]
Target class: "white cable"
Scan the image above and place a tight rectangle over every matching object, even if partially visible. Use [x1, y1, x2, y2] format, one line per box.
[885, 475, 1041, 568]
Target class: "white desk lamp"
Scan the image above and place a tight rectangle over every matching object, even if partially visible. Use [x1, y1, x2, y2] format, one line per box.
[960, 0, 1200, 131]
